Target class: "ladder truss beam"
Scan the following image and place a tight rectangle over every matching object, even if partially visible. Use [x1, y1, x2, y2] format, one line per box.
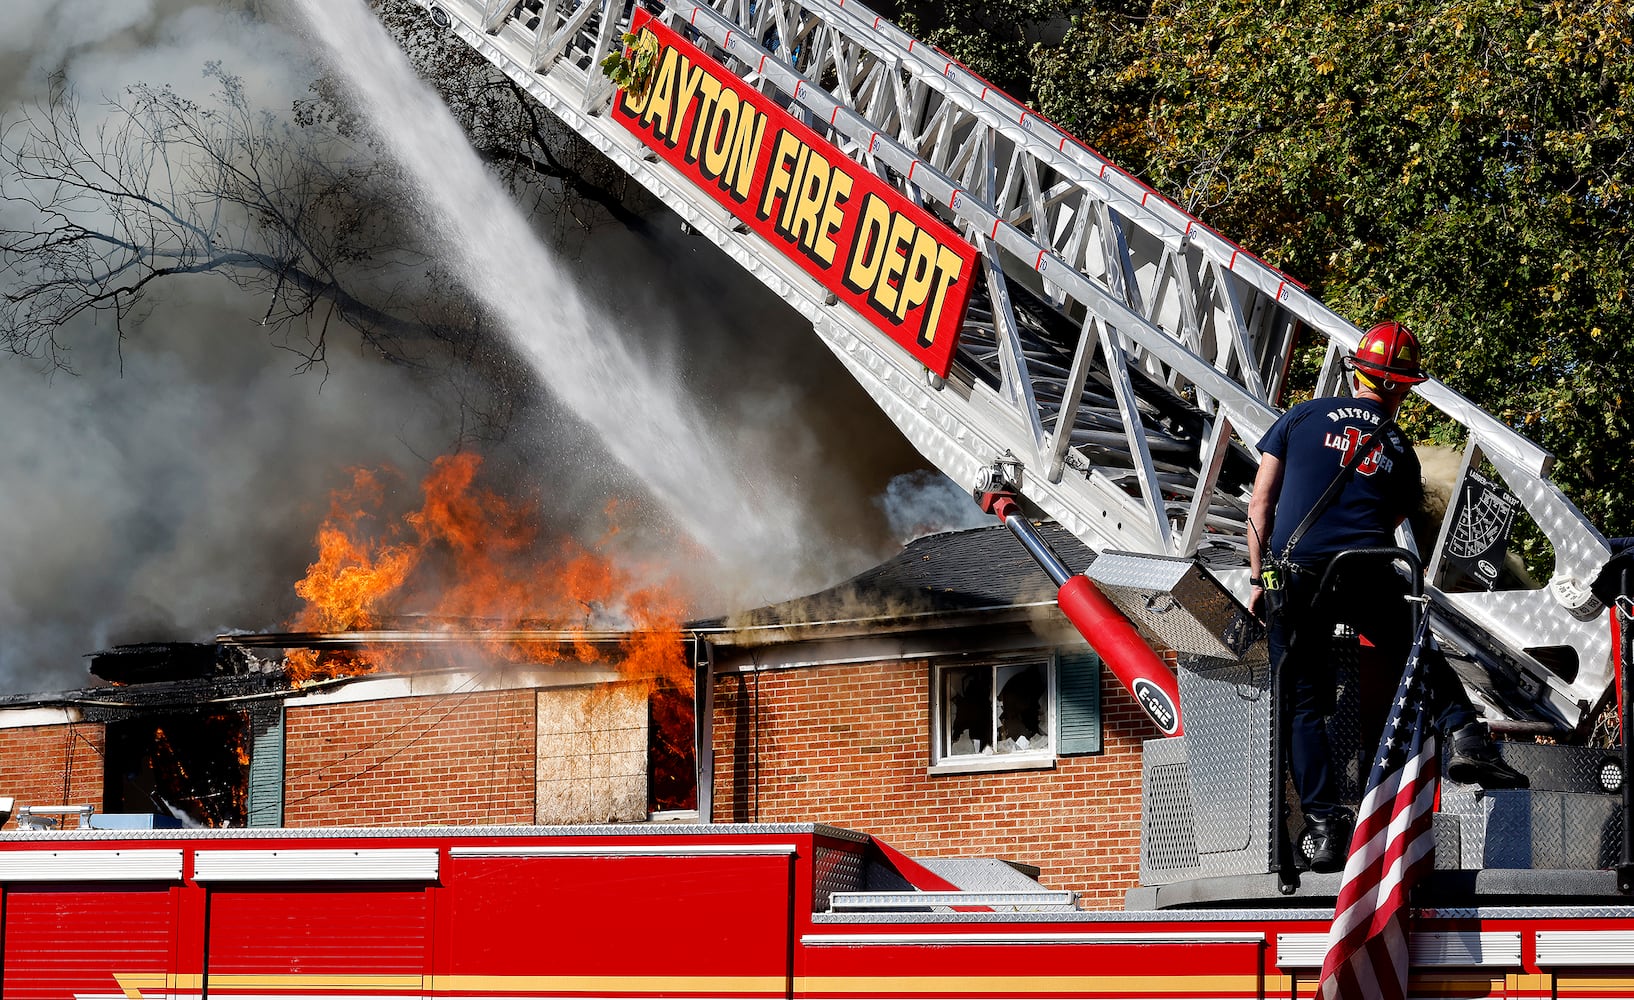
[415, 0, 1613, 732]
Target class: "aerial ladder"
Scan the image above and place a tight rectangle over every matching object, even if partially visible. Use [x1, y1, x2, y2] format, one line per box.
[413, 0, 1616, 752]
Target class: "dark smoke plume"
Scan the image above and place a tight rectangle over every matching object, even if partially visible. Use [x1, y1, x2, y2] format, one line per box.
[0, 0, 967, 694]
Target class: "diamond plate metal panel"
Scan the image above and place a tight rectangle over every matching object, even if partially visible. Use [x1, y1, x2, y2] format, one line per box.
[1140, 623, 1383, 884]
[1130, 571, 1292, 886]
[1441, 744, 1624, 869]
[1432, 813, 1463, 870]
[813, 843, 864, 912]
[1085, 553, 1257, 661]
[1526, 791, 1621, 869]
[1176, 653, 1272, 859]
[1405, 905, 1634, 920]
[1442, 785, 1623, 869]
[1485, 792, 1546, 868]
[829, 890, 1077, 912]
[1439, 783, 1488, 870]
[1481, 741, 1622, 794]
[917, 858, 1049, 893]
[1141, 739, 1200, 882]
[1085, 552, 1195, 594]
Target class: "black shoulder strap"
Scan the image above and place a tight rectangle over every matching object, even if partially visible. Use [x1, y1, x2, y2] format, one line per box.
[1278, 419, 1398, 564]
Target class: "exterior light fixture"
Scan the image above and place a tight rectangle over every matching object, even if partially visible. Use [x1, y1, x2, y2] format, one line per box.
[1600, 757, 1624, 795]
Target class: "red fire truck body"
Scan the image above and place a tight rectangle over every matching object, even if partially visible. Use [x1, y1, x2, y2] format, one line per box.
[3, 824, 1631, 1000]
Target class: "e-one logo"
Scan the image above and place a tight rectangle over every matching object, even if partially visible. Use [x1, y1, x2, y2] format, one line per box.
[1133, 678, 1179, 736]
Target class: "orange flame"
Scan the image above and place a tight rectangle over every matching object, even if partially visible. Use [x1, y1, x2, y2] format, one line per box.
[286, 467, 419, 679]
[286, 454, 693, 700]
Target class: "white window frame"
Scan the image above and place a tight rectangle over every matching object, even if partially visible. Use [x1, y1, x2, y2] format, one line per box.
[928, 653, 1057, 775]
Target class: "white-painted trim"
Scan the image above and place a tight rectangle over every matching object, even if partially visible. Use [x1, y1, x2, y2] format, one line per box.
[806, 931, 1266, 946]
[191, 848, 439, 881]
[926, 754, 1056, 776]
[930, 654, 1059, 768]
[711, 622, 1083, 672]
[0, 849, 183, 881]
[1536, 930, 1634, 966]
[450, 843, 798, 858]
[647, 809, 702, 823]
[284, 666, 622, 707]
[0, 707, 84, 729]
[829, 890, 1077, 910]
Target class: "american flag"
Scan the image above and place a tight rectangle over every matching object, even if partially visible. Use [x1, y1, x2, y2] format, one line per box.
[1318, 618, 1440, 1000]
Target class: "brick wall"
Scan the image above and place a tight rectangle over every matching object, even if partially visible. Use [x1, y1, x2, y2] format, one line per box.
[711, 659, 1157, 909]
[285, 689, 537, 826]
[0, 723, 106, 829]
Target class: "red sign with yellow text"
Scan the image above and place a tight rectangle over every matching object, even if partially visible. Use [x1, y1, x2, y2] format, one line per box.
[612, 10, 975, 378]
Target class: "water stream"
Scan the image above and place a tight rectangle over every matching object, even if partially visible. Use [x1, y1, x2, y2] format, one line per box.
[289, 0, 814, 607]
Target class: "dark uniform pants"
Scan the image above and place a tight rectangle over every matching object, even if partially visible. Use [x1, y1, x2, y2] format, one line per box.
[1268, 554, 1476, 819]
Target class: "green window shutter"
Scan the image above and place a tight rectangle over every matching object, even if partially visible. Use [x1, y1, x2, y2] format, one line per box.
[246, 704, 285, 828]
[1056, 650, 1102, 755]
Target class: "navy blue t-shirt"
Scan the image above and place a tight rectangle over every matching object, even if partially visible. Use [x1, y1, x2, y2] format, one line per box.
[1256, 396, 1421, 565]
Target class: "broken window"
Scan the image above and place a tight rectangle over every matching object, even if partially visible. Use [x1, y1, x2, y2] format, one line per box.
[105, 711, 250, 827]
[936, 658, 1050, 760]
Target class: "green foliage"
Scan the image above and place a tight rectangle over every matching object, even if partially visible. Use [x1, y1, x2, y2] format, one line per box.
[599, 30, 660, 97]
[941, 0, 1634, 545]
[877, 0, 1121, 106]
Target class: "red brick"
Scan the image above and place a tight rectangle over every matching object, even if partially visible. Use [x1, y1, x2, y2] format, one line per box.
[0, 723, 106, 830]
[710, 660, 1151, 909]
[285, 690, 537, 827]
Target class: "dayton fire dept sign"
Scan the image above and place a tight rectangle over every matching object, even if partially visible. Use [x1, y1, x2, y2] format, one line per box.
[611, 10, 977, 379]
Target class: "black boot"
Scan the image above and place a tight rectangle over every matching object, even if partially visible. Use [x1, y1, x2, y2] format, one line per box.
[1301, 810, 1354, 874]
[1444, 723, 1529, 789]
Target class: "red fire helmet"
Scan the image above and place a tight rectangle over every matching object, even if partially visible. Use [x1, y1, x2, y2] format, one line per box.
[1347, 320, 1429, 390]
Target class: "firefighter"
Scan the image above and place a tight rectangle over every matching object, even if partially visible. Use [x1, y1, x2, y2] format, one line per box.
[1247, 321, 1528, 873]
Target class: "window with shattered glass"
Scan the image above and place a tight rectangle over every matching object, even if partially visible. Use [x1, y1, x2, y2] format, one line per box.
[937, 658, 1050, 760]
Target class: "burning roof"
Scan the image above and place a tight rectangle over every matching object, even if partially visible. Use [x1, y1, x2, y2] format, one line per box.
[278, 452, 690, 693]
[703, 523, 1093, 636]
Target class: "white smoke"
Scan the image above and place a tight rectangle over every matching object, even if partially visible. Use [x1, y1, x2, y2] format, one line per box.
[0, 2, 484, 688]
[876, 470, 989, 544]
[1, 0, 162, 89]
[0, 0, 932, 692]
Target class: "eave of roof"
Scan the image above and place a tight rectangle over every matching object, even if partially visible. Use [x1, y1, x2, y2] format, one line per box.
[694, 523, 1088, 637]
[693, 600, 1065, 647]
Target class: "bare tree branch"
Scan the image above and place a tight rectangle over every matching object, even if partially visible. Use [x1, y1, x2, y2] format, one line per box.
[0, 0, 654, 445]
[0, 68, 443, 372]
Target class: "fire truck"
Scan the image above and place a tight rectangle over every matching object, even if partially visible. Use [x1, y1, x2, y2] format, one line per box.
[5, 0, 1634, 996]
[4, 808, 1634, 999]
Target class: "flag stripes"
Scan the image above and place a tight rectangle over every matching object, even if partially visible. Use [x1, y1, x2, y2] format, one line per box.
[1319, 624, 1440, 1000]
